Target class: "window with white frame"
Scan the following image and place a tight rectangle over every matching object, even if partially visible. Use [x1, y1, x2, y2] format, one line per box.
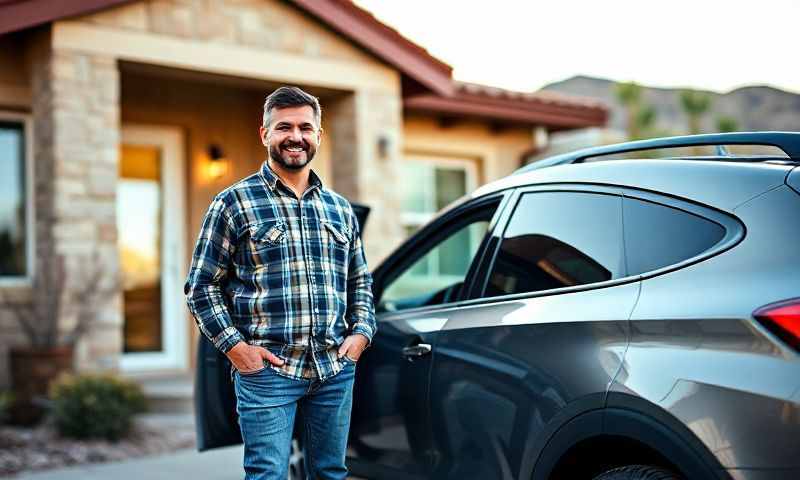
[0, 114, 31, 280]
[399, 154, 479, 280]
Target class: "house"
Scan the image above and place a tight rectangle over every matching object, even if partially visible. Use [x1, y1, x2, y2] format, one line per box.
[0, 0, 606, 385]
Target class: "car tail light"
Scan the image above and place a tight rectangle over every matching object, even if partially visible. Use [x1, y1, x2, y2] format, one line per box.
[754, 298, 800, 351]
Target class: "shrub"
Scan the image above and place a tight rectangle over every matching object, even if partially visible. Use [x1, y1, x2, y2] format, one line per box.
[0, 390, 13, 424]
[49, 373, 147, 441]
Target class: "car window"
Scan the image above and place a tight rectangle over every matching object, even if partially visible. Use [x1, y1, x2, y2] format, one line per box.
[379, 207, 495, 312]
[623, 197, 725, 275]
[485, 191, 624, 297]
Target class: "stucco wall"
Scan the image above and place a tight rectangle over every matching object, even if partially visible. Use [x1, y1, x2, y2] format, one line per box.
[403, 114, 535, 186]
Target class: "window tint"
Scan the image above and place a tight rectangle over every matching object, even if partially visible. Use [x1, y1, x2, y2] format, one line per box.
[380, 207, 495, 312]
[0, 121, 27, 277]
[486, 192, 623, 297]
[623, 197, 725, 275]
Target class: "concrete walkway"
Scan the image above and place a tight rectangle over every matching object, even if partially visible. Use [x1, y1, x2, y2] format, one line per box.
[14, 445, 245, 479]
[13, 445, 365, 479]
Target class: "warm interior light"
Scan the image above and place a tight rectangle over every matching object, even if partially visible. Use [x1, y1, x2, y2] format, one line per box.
[206, 144, 229, 180]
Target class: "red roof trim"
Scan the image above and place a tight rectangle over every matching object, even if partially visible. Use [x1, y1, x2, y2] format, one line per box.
[404, 87, 608, 129]
[288, 0, 453, 97]
[0, 0, 133, 35]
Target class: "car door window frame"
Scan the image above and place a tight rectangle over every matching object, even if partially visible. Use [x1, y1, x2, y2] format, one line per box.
[470, 184, 630, 302]
[372, 192, 512, 315]
[464, 183, 745, 306]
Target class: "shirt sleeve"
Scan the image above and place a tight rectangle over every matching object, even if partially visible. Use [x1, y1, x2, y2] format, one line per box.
[184, 196, 244, 354]
[346, 206, 377, 345]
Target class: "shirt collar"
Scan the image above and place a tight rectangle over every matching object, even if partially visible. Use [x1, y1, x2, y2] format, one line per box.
[260, 161, 323, 195]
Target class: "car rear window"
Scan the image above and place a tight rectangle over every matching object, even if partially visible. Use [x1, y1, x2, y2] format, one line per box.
[623, 197, 725, 275]
[485, 191, 625, 297]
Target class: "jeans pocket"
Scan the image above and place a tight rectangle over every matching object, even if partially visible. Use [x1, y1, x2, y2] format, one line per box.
[238, 364, 267, 376]
[341, 355, 357, 366]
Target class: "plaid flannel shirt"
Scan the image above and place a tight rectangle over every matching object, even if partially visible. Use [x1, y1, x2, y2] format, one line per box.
[184, 162, 376, 380]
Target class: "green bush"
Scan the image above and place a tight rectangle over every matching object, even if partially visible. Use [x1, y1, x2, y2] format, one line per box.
[0, 390, 13, 424]
[49, 373, 147, 441]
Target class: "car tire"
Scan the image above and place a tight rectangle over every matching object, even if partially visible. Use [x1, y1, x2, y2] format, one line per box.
[592, 465, 682, 480]
[287, 436, 306, 480]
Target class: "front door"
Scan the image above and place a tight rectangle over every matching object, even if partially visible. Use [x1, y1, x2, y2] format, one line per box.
[118, 125, 187, 372]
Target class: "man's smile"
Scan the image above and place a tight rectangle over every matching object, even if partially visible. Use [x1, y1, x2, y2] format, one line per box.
[281, 141, 307, 154]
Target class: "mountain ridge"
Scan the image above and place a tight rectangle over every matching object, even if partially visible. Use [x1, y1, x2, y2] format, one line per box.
[540, 75, 800, 134]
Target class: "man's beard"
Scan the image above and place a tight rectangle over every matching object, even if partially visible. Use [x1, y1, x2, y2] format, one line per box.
[269, 139, 316, 171]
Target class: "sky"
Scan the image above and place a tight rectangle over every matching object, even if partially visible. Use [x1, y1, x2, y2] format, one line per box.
[354, 0, 800, 95]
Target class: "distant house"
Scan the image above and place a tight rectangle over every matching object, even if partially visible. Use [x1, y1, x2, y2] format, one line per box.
[0, 0, 606, 382]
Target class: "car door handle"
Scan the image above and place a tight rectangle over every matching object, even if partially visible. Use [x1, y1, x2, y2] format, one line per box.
[402, 343, 432, 358]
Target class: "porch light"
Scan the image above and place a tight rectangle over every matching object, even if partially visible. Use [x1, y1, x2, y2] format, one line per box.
[206, 144, 229, 180]
[377, 134, 390, 160]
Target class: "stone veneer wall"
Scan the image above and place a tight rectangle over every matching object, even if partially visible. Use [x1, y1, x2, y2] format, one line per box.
[0, 29, 122, 386]
[326, 90, 405, 266]
[83, 0, 379, 65]
[30, 29, 123, 374]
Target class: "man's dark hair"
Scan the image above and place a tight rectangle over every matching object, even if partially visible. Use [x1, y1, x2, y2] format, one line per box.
[262, 86, 322, 130]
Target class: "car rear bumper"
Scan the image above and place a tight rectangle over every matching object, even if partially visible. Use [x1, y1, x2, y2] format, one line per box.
[726, 468, 800, 480]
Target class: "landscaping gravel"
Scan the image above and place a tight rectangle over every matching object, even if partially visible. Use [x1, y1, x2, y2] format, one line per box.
[0, 415, 196, 477]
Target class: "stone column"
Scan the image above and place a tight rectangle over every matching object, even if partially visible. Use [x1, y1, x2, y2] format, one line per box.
[28, 28, 123, 372]
[326, 89, 405, 267]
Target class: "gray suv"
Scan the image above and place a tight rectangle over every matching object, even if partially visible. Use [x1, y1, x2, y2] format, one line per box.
[197, 132, 800, 480]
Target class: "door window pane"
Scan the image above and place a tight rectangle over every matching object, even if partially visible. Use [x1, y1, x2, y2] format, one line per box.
[118, 145, 163, 353]
[623, 198, 725, 275]
[0, 121, 27, 277]
[401, 162, 430, 214]
[435, 168, 467, 210]
[381, 213, 493, 312]
[486, 192, 624, 297]
[401, 159, 473, 238]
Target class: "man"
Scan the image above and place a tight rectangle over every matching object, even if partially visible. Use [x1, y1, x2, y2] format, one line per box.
[185, 86, 376, 480]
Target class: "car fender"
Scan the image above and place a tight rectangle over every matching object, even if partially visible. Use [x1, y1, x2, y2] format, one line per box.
[525, 393, 728, 480]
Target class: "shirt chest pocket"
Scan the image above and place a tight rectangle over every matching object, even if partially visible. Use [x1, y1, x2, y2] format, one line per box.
[246, 220, 287, 266]
[321, 221, 350, 267]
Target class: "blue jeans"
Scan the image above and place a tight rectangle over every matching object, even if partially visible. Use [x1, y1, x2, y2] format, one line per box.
[233, 356, 357, 480]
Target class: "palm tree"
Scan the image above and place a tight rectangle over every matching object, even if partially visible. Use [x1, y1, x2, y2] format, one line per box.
[716, 115, 739, 133]
[679, 89, 712, 135]
[615, 81, 644, 140]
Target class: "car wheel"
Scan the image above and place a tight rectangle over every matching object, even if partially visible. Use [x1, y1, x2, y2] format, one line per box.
[287, 437, 306, 480]
[592, 465, 682, 480]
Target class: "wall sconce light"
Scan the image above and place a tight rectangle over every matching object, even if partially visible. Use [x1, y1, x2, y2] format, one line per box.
[206, 144, 229, 180]
[377, 135, 390, 160]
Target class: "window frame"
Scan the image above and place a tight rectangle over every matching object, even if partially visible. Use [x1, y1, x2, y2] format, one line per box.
[466, 183, 744, 305]
[619, 188, 744, 281]
[372, 191, 511, 316]
[400, 153, 479, 234]
[0, 111, 34, 287]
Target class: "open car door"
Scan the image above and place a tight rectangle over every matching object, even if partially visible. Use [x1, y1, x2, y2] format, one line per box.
[195, 203, 371, 451]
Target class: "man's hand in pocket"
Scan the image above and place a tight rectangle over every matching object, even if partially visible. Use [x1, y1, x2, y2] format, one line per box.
[337, 333, 369, 362]
[226, 341, 285, 373]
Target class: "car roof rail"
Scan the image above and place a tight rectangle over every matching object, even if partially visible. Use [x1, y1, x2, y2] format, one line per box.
[516, 131, 800, 174]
